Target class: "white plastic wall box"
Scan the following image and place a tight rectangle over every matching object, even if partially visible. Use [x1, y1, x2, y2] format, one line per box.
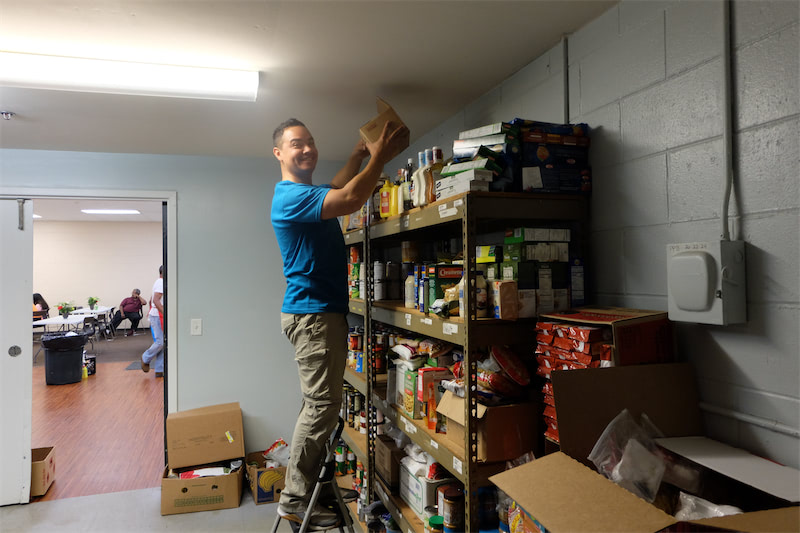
[666, 240, 746, 325]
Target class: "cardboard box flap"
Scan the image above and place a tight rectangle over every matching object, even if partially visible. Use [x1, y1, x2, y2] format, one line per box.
[359, 97, 410, 161]
[689, 506, 800, 532]
[542, 306, 667, 324]
[490, 452, 676, 533]
[436, 390, 487, 426]
[657, 436, 800, 503]
[552, 363, 702, 466]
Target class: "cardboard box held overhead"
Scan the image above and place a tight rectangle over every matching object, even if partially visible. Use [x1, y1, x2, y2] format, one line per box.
[359, 98, 410, 161]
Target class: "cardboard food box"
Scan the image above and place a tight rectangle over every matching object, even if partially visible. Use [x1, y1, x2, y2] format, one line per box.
[399, 461, 456, 520]
[375, 435, 404, 491]
[490, 451, 799, 533]
[161, 464, 244, 516]
[245, 451, 286, 505]
[436, 390, 537, 462]
[359, 97, 409, 162]
[541, 306, 674, 366]
[166, 402, 245, 469]
[30, 446, 55, 497]
[161, 402, 246, 515]
[403, 369, 423, 419]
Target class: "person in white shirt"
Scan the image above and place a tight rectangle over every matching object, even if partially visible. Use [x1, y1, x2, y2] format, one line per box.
[141, 265, 164, 378]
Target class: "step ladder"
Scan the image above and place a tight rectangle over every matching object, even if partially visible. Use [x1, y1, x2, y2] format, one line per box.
[271, 417, 355, 533]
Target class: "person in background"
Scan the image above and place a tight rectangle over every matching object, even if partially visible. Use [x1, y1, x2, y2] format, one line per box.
[271, 117, 406, 528]
[111, 288, 147, 336]
[141, 265, 165, 378]
[33, 293, 49, 314]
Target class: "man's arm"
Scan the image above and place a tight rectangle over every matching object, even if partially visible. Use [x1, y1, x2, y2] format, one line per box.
[321, 122, 408, 220]
[330, 140, 369, 189]
[154, 292, 164, 316]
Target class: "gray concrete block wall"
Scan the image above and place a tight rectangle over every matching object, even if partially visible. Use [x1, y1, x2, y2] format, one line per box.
[391, 0, 800, 468]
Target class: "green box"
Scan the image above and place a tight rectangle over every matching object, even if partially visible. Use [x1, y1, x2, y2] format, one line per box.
[476, 245, 503, 263]
[427, 264, 463, 307]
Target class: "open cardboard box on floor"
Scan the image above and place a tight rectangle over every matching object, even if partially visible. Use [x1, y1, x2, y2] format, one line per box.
[436, 390, 538, 462]
[489, 363, 800, 532]
[30, 446, 55, 497]
[245, 451, 286, 505]
[161, 402, 246, 515]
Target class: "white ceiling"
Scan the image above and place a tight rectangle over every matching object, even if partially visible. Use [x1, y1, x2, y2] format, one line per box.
[0, 0, 615, 164]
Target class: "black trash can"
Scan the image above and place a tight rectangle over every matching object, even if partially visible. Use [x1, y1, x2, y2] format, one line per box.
[42, 332, 88, 385]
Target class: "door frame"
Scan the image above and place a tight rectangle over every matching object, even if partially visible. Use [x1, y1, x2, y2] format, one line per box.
[0, 187, 178, 412]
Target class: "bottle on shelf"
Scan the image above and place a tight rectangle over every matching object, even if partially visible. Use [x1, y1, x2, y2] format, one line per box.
[389, 177, 400, 216]
[402, 159, 414, 212]
[379, 174, 392, 219]
[424, 146, 444, 205]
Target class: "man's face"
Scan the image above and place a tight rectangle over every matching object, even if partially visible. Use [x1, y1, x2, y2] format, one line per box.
[273, 126, 318, 180]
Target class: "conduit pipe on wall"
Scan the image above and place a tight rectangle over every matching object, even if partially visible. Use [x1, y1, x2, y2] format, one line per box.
[721, 0, 735, 241]
[699, 402, 800, 438]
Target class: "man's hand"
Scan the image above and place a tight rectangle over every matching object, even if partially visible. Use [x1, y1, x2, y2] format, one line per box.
[351, 139, 369, 161]
[366, 121, 409, 166]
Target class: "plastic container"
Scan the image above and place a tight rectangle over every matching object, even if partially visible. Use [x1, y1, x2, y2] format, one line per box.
[42, 333, 87, 385]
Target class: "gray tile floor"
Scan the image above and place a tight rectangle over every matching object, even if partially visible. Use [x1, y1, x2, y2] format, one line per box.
[1, 488, 296, 532]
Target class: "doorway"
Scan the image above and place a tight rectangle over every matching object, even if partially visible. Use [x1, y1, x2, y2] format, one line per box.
[30, 197, 166, 501]
[0, 188, 177, 505]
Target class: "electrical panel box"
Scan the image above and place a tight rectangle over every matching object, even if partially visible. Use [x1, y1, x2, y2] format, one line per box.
[666, 240, 746, 325]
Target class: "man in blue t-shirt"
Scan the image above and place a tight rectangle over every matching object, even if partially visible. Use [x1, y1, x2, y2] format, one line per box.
[271, 117, 407, 528]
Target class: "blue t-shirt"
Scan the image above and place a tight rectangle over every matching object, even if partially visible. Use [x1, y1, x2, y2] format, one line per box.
[271, 181, 348, 314]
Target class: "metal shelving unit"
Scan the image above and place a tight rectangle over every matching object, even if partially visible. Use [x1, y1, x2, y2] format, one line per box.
[354, 191, 589, 532]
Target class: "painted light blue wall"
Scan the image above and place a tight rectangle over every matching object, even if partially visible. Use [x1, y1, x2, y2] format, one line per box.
[0, 148, 345, 452]
[388, 0, 800, 468]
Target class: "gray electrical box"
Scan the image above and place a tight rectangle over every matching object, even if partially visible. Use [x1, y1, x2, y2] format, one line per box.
[666, 240, 746, 325]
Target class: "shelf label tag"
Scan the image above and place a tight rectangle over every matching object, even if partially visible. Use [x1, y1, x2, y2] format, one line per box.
[421, 317, 432, 325]
[439, 207, 457, 218]
[452, 457, 463, 474]
[430, 439, 438, 450]
[442, 323, 458, 335]
[403, 418, 417, 434]
[402, 216, 410, 228]
[453, 199, 463, 207]
[404, 313, 411, 326]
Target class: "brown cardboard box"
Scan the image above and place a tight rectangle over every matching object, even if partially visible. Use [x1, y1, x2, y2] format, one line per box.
[436, 390, 537, 462]
[541, 306, 674, 366]
[161, 402, 246, 515]
[497, 363, 800, 532]
[359, 97, 410, 161]
[244, 451, 286, 505]
[30, 447, 55, 497]
[166, 402, 245, 469]
[161, 465, 244, 516]
[374, 435, 404, 491]
[490, 452, 799, 533]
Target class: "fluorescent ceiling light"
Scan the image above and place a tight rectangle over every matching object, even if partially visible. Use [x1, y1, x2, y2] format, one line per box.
[0, 52, 259, 101]
[33, 214, 42, 219]
[81, 209, 141, 215]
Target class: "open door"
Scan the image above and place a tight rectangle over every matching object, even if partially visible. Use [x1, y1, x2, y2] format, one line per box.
[0, 198, 34, 505]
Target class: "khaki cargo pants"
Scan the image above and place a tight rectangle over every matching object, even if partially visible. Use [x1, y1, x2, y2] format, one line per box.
[279, 312, 348, 511]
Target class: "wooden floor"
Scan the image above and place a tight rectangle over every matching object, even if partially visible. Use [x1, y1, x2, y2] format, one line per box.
[31, 335, 165, 502]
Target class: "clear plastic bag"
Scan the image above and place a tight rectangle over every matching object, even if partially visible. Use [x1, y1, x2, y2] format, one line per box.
[673, 491, 742, 521]
[587, 409, 665, 502]
[263, 438, 290, 467]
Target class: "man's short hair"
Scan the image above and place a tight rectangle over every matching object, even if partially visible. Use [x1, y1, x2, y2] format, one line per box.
[273, 118, 307, 148]
[134, 289, 141, 295]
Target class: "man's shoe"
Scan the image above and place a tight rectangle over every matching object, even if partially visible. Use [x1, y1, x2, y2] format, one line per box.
[126, 330, 134, 337]
[278, 504, 339, 531]
[155, 372, 163, 378]
[141, 360, 149, 373]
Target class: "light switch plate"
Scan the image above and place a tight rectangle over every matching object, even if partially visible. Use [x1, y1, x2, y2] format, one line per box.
[190, 318, 202, 335]
[666, 240, 746, 325]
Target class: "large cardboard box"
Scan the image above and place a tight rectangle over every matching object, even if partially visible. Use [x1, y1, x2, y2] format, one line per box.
[375, 435, 404, 491]
[30, 447, 55, 497]
[166, 402, 245, 469]
[162, 402, 246, 515]
[502, 363, 800, 531]
[161, 465, 244, 516]
[245, 451, 286, 505]
[490, 452, 800, 533]
[359, 98, 410, 161]
[541, 306, 674, 366]
[436, 390, 537, 462]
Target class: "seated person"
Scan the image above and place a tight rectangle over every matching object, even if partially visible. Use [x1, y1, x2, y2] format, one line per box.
[33, 293, 50, 317]
[111, 288, 147, 336]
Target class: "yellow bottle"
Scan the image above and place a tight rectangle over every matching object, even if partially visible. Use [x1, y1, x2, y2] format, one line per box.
[389, 180, 399, 216]
[379, 178, 393, 219]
